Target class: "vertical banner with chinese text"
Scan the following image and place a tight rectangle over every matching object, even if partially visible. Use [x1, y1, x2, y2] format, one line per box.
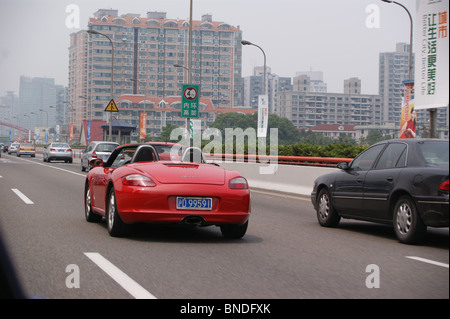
[414, 0, 449, 109]
[257, 95, 269, 138]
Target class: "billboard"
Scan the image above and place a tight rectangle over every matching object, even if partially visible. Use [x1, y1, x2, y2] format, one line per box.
[414, 0, 449, 109]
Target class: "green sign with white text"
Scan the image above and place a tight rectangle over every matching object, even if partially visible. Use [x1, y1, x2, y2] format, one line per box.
[181, 84, 199, 118]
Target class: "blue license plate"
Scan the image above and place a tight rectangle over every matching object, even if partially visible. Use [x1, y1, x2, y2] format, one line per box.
[176, 197, 212, 210]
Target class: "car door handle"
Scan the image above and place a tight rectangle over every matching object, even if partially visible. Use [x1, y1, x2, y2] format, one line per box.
[356, 178, 363, 183]
[386, 176, 394, 182]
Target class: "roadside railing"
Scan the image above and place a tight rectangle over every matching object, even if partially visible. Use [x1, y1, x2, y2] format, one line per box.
[205, 153, 352, 167]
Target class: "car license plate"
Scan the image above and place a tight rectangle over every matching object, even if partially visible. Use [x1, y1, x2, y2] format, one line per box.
[176, 197, 212, 210]
[58, 149, 64, 152]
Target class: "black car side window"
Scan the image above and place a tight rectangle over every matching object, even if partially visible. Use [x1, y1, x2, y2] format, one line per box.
[375, 143, 407, 169]
[350, 144, 385, 171]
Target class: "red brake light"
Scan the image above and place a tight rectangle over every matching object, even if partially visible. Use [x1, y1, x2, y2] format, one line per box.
[92, 151, 97, 158]
[229, 177, 248, 189]
[122, 174, 156, 187]
[50, 148, 56, 151]
[67, 149, 72, 152]
[439, 180, 449, 191]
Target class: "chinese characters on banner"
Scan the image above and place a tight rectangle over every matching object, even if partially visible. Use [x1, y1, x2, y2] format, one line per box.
[414, 0, 449, 110]
[400, 81, 416, 138]
[257, 95, 269, 138]
[140, 112, 147, 140]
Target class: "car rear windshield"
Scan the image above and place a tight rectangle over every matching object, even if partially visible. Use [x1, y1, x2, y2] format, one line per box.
[418, 141, 449, 165]
[53, 143, 69, 148]
[96, 143, 118, 152]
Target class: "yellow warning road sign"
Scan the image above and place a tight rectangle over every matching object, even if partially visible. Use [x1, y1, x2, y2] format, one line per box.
[104, 99, 119, 112]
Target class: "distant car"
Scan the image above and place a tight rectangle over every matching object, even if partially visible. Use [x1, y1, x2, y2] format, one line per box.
[311, 138, 449, 244]
[17, 143, 35, 157]
[7, 142, 20, 155]
[2, 143, 9, 153]
[43, 142, 73, 163]
[81, 141, 119, 171]
[84, 144, 250, 238]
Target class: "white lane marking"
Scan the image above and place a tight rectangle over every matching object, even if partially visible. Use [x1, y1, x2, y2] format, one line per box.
[11, 188, 34, 204]
[84, 252, 157, 299]
[406, 256, 449, 268]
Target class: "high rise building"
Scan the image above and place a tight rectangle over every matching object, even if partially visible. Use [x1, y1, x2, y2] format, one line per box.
[68, 9, 243, 133]
[379, 43, 414, 126]
[242, 66, 292, 113]
[18, 76, 62, 131]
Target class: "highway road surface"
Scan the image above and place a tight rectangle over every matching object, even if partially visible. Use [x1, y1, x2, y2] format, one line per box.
[0, 153, 448, 301]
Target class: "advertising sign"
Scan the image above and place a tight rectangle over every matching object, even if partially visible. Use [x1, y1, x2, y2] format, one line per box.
[414, 0, 449, 109]
[140, 112, 147, 140]
[400, 81, 417, 138]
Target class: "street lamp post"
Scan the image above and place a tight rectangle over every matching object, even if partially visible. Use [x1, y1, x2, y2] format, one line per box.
[241, 40, 267, 96]
[87, 29, 114, 142]
[381, 0, 413, 80]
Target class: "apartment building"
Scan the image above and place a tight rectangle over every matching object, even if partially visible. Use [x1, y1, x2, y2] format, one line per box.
[276, 76, 383, 130]
[68, 9, 243, 134]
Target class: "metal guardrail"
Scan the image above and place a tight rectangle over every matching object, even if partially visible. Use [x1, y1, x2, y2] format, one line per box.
[205, 153, 353, 167]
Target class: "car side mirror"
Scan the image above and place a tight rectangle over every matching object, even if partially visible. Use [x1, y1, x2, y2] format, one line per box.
[337, 162, 349, 170]
[89, 158, 104, 168]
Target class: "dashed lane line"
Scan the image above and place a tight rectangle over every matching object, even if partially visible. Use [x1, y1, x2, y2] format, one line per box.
[11, 188, 34, 204]
[406, 256, 449, 268]
[84, 252, 157, 299]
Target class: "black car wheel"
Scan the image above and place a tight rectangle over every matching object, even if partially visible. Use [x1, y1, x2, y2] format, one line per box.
[220, 221, 248, 239]
[393, 195, 426, 244]
[106, 188, 129, 237]
[316, 188, 340, 227]
[85, 183, 101, 222]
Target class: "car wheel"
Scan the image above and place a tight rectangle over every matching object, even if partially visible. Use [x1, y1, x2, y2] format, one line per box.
[220, 221, 248, 239]
[85, 183, 101, 222]
[106, 188, 129, 237]
[316, 188, 340, 227]
[393, 195, 426, 244]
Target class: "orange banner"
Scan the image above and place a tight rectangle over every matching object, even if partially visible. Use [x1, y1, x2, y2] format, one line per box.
[140, 112, 147, 140]
[70, 123, 74, 141]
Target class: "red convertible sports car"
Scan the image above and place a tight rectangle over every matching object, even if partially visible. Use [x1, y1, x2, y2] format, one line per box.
[84, 143, 250, 238]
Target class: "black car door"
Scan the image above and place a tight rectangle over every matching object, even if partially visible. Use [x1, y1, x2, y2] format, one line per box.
[333, 144, 386, 216]
[363, 142, 407, 221]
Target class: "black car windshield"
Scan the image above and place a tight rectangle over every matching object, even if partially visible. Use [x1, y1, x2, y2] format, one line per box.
[418, 141, 449, 165]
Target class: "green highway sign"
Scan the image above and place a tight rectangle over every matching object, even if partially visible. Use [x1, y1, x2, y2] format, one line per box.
[181, 84, 199, 118]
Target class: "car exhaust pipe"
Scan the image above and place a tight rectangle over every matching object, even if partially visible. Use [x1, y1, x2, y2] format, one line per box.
[182, 215, 206, 225]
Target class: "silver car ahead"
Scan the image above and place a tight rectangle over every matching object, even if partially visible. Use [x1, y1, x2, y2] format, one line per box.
[81, 141, 119, 171]
[43, 142, 73, 163]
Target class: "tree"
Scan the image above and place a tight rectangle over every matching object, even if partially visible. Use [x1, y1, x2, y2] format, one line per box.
[158, 123, 180, 142]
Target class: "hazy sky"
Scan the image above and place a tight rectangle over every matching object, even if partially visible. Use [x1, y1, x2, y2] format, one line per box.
[0, 0, 416, 97]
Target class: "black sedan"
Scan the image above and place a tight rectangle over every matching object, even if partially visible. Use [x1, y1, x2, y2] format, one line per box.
[311, 139, 449, 244]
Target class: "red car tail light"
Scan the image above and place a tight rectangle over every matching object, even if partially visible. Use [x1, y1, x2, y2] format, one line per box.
[122, 174, 156, 187]
[50, 148, 56, 151]
[92, 151, 97, 158]
[439, 180, 449, 191]
[229, 177, 248, 189]
[67, 149, 72, 152]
